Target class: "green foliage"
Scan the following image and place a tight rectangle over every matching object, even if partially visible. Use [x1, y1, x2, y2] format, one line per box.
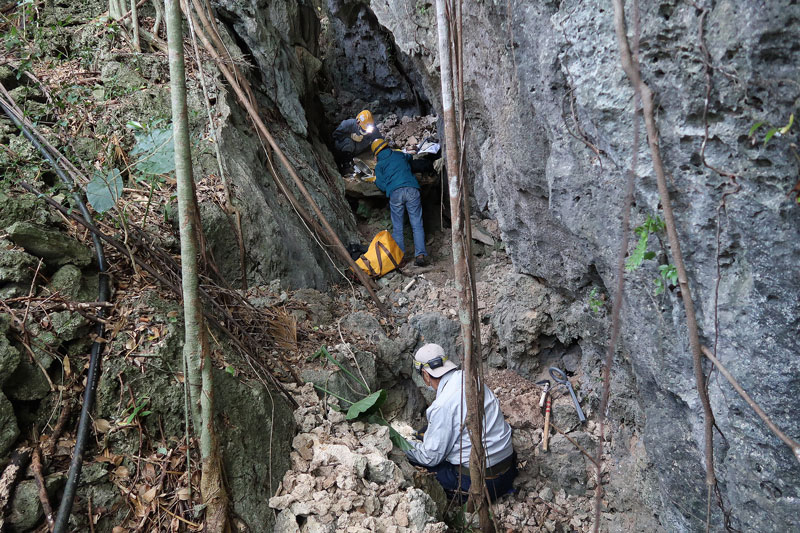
[749, 113, 795, 147]
[128, 120, 176, 176]
[625, 214, 664, 272]
[309, 345, 369, 393]
[588, 287, 604, 314]
[654, 264, 678, 295]
[86, 168, 123, 213]
[122, 396, 152, 425]
[309, 346, 412, 451]
[346, 390, 387, 420]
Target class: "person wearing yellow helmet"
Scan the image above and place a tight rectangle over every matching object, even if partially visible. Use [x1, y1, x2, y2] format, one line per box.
[332, 109, 383, 164]
[369, 138, 428, 266]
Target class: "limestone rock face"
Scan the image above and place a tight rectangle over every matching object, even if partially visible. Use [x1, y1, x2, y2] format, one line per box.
[317, 0, 426, 124]
[201, 0, 359, 289]
[366, 0, 800, 531]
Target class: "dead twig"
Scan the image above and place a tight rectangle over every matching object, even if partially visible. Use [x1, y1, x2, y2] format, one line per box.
[31, 447, 55, 532]
[551, 423, 601, 469]
[42, 401, 71, 457]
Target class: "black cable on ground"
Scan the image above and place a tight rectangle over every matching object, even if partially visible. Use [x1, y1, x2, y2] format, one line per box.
[0, 96, 110, 533]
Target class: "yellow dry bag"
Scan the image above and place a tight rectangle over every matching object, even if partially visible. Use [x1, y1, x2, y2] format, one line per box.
[355, 230, 404, 278]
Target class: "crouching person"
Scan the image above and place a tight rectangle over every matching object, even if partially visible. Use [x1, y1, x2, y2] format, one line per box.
[406, 343, 517, 502]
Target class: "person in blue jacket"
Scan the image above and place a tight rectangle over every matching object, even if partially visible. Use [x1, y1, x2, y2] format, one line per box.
[370, 138, 428, 266]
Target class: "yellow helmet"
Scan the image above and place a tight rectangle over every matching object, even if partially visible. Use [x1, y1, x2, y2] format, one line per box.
[357, 110, 374, 133]
[371, 138, 388, 155]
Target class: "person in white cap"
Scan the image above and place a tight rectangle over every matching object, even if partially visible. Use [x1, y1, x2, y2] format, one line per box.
[407, 343, 517, 502]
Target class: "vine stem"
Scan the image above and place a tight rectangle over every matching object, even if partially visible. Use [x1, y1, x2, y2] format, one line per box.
[611, 0, 718, 523]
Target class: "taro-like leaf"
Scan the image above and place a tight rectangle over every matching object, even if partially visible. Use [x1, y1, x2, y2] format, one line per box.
[86, 168, 123, 213]
[131, 127, 175, 175]
[346, 389, 387, 420]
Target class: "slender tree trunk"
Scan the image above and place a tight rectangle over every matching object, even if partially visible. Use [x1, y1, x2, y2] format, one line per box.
[164, 1, 229, 531]
[435, 1, 491, 531]
[130, 0, 141, 51]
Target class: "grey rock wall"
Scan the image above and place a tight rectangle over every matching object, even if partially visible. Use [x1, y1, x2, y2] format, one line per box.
[367, 0, 800, 531]
[207, 0, 361, 289]
[317, 0, 427, 126]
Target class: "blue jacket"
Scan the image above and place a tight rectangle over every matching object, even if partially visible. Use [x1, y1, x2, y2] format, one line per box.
[375, 149, 421, 198]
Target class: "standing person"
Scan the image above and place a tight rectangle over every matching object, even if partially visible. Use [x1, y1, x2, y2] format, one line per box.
[370, 138, 428, 266]
[407, 343, 517, 502]
[332, 109, 383, 165]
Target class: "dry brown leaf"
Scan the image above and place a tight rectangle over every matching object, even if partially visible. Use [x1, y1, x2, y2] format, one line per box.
[94, 418, 112, 433]
[112, 527, 126, 533]
[113, 465, 130, 479]
[141, 486, 158, 503]
[176, 487, 190, 501]
[63, 355, 71, 377]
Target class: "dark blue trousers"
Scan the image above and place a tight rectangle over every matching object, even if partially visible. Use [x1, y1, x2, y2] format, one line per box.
[413, 453, 517, 503]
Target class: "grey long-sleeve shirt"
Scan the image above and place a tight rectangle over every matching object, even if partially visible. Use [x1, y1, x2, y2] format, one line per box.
[406, 370, 513, 468]
[332, 118, 382, 157]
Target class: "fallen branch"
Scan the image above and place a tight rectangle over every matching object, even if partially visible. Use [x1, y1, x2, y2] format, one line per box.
[31, 447, 55, 532]
[0, 447, 32, 532]
[700, 346, 800, 463]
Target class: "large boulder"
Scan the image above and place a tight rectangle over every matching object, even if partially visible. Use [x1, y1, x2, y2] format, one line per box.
[214, 367, 296, 532]
[6, 222, 93, 268]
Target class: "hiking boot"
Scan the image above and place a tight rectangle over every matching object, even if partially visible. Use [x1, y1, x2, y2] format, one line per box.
[415, 254, 427, 267]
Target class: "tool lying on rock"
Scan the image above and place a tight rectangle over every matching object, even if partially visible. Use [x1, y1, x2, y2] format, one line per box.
[536, 380, 552, 452]
[548, 367, 586, 423]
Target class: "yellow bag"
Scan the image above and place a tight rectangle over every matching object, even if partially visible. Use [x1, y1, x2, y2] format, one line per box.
[355, 230, 404, 277]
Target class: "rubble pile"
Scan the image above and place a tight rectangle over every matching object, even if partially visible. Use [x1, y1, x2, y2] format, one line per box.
[378, 114, 438, 152]
[269, 383, 447, 533]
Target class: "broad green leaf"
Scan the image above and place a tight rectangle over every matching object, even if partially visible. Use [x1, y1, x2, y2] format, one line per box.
[748, 121, 764, 137]
[654, 277, 665, 296]
[764, 127, 778, 146]
[131, 128, 175, 175]
[643, 251, 656, 260]
[86, 168, 123, 213]
[346, 389, 387, 420]
[225, 365, 236, 376]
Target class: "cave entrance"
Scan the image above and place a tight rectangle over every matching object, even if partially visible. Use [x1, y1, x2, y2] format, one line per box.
[340, 112, 449, 268]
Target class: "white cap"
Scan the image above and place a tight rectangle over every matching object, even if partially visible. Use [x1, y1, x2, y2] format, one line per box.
[414, 343, 458, 378]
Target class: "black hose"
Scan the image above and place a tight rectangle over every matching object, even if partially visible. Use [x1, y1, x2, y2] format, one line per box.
[0, 96, 110, 532]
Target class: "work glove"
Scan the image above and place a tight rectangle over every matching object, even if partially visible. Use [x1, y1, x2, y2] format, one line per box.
[363, 176, 376, 183]
[433, 158, 444, 173]
[350, 132, 364, 142]
[412, 429, 425, 441]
